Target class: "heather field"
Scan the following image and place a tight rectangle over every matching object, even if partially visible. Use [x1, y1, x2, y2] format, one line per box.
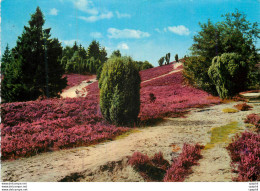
[1, 63, 221, 160]
[1, 63, 259, 182]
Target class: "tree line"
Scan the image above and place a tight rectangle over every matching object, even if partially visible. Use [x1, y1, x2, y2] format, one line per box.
[1, 7, 153, 103]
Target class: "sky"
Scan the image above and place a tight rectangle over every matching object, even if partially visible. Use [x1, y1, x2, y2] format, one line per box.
[1, 0, 260, 66]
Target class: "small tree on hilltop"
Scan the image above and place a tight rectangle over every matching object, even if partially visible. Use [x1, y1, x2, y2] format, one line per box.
[99, 56, 141, 126]
[175, 54, 179, 62]
[165, 53, 171, 65]
[158, 57, 165, 66]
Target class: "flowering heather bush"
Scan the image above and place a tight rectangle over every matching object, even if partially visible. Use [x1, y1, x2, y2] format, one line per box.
[63, 74, 96, 91]
[128, 144, 203, 182]
[140, 71, 221, 121]
[234, 103, 253, 111]
[128, 151, 169, 181]
[1, 82, 128, 160]
[244, 113, 260, 129]
[164, 143, 203, 182]
[140, 63, 174, 81]
[226, 131, 260, 181]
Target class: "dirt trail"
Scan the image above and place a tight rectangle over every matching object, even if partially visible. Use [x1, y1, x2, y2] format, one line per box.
[2, 101, 259, 182]
[61, 78, 97, 98]
[142, 62, 183, 84]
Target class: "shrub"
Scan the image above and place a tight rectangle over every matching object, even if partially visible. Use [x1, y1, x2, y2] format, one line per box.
[164, 143, 203, 182]
[244, 113, 260, 129]
[234, 103, 253, 111]
[183, 56, 217, 95]
[99, 56, 141, 126]
[128, 151, 169, 181]
[128, 144, 203, 182]
[208, 53, 248, 99]
[226, 131, 260, 181]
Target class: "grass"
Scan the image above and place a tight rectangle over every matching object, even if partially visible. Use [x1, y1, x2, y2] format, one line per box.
[114, 129, 141, 140]
[222, 108, 239, 113]
[204, 122, 243, 150]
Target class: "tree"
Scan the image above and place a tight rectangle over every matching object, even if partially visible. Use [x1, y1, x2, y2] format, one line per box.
[111, 50, 121, 58]
[1, 44, 13, 75]
[165, 53, 171, 65]
[2, 7, 67, 102]
[208, 53, 248, 99]
[158, 57, 165, 66]
[184, 10, 259, 95]
[87, 40, 100, 59]
[175, 54, 179, 62]
[99, 56, 141, 126]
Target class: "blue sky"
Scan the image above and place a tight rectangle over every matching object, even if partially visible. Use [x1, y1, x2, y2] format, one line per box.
[1, 0, 260, 66]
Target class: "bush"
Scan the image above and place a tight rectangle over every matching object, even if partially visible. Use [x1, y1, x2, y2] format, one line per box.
[244, 113, 260, 129]
[183, 56, 217, 95]
[234, 103, 252, 111]
[99, 56, 141, 126]
[164, 143, 203, 182]
[208, 53, 248, 99]
[128, 151, 169, 181]
[226, 131, 260, 181]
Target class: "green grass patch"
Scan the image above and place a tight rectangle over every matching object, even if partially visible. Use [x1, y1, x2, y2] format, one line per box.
[222, 108, 239, 113]
[204, 121, 243, 150]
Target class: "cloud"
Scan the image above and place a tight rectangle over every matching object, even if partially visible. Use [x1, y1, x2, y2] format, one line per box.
[90, 32, 103, 38]
[73, 0, 98, 15]
[61, 39, 79, 46]
[116, 11, 131, 18]
[49, 8, 58, 16]
[117, 42, 129, 50]
[79, 12, 113, 22]
[168, 25, 190, 36]
[108, 28, 150, 39]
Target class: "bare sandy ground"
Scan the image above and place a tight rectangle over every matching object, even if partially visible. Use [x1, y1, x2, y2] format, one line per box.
[61, 78, 97, 98]
[2, 101, 259, 182]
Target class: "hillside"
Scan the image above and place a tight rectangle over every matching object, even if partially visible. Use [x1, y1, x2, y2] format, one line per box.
[1, 63, 259, 182]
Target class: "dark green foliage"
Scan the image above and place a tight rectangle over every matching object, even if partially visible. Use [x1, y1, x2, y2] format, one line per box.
[99, 56, 141, 126]
[111, 50, 121, 58]
[2, 7, 67, 102]
[183, 56, 217, 95]
[87, 40, 100, 59]
[208, 53, 248, 99]
[158, 57, 165, 66]
[165, 53, 171, 65]
[1, 44, 13, 75]
[62, 40, 107, 75]
[184, 10, 259, 95]
[175, 54, 179, 62]
[134, 60, 154, 71]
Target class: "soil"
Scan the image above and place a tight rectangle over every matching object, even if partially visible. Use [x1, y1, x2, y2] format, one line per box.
[61, 78, 97, 98]
[2, 63, 260, 182]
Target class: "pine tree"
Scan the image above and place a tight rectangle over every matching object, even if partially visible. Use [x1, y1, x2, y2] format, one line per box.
[2, 7, 67, 102]
[1, 44, 13, 75]
[87, 40, 100, 59]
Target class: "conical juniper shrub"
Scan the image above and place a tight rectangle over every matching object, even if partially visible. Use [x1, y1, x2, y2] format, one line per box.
[99, 56, 141, 126]
[208, 53, 249, 99]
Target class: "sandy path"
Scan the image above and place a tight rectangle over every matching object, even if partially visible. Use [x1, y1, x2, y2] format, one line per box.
[61, 78, 97, 98]
[2, 101, 259, 182]
[141, 62, 183, 84]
